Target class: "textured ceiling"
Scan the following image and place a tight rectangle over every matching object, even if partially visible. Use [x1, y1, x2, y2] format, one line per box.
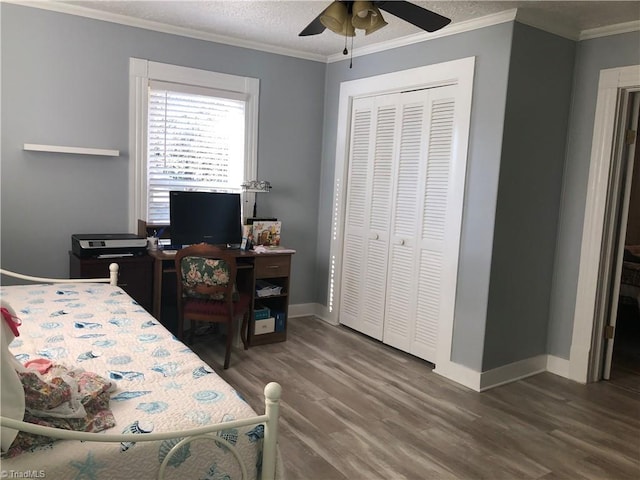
[53, 1, 640, 59]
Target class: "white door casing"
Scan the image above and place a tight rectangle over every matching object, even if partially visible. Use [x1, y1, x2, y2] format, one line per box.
[328, 57, 475, 370]
[570, 64, 640, 383]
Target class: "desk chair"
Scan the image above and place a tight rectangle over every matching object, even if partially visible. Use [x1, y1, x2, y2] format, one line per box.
[175, 244, 251, 369]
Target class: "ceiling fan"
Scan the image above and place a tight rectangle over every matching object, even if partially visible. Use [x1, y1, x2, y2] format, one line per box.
[299, 1, 451, 37]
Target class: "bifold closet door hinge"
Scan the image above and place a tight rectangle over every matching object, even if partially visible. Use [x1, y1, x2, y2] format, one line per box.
[625, 129, 636, 145]
[604, 325, 615, 340]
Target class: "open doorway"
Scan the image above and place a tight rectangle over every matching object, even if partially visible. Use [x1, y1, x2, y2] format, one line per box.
[570, 65, 640, 385]
[611, 109, 640, 389]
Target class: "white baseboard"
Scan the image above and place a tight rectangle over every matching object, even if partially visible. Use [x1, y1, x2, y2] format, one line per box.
[433, 361, 481, 392]
[288, 303, 315, 318]
[568, 343, 590, 383]
[546, 354, 571, 378]
[288, 302, 335, 324]
[479, 355, 548, 391]
[435, 354, 574, 392]
[287, 308, 578, 390]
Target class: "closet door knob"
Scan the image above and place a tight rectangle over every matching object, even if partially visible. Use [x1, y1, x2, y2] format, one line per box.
[370, 233, 379, 240]
[399, 239, 405, 246]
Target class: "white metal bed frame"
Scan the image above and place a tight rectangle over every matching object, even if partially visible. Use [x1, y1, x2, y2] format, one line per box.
[0, 265, 281, 480]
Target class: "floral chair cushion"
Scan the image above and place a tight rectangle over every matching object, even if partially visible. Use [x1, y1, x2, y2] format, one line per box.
[180, 256, 232, 300]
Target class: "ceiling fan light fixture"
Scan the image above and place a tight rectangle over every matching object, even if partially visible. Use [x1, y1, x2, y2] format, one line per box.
[340, 18, 356, 37]
[363, 6, 387, 35]
[352, 1, 375, 20]
[320, 1, 348, 34]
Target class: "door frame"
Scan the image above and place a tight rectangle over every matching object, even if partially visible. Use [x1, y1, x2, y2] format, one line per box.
[326, 57, 475, 372]
[602, 93, 639, 379]
[570, 64, 640, 383]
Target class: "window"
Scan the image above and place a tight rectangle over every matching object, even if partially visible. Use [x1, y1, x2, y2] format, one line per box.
[147, 82, 246, 223]
[129, 59, 259, 230]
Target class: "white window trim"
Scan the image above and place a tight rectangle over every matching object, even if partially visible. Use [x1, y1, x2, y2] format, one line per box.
[128, 58, 259, 231]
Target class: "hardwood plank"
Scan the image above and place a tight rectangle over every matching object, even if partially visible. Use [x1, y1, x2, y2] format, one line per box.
[191, 316, 640, 480]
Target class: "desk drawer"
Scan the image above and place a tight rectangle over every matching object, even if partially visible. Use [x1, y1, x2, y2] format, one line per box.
[255, 255, 290, 278]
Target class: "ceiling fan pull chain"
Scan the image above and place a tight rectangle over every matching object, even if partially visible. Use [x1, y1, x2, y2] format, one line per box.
[349, 35, 354, 69]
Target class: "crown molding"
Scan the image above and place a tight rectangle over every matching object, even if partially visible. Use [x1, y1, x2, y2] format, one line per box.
[6, 1, 638, 64]
[579, 19, 640, 41]
[514, 8, 579, 40]
[328, 7, 640, 64]
[327, 9, 518, 63]
[3, 0, 326, 62]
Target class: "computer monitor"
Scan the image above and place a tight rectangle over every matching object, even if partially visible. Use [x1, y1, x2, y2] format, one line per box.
[169, 191, 243, 248]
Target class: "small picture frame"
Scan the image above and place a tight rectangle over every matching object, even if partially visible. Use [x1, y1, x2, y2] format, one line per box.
[252, 221, 281, 247]
[241, 225, 254, 251]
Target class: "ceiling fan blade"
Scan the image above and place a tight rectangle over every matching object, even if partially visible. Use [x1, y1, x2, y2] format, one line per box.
[376, 1, 451, 32]
[299, 12, 326, 36]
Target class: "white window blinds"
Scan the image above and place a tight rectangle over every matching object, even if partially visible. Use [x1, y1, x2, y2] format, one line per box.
[147, 81, 246, 224]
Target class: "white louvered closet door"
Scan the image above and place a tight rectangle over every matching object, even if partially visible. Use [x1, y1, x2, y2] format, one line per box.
[382, 90, 429, 353]
[382, 85, 459, 362]
[339, 95, 397, 339]
[340, 85, 463, 364]
[412, 85, 459, 361]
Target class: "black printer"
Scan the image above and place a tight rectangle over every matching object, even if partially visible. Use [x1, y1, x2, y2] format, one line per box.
[71, 234, 148, 258]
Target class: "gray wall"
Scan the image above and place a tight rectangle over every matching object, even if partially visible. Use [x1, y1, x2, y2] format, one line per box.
[4, 2, 639, 374]
[0, 3, 325, 304]
[483, 23, 575, 370]
[317, 23, 514, 371]
[547, 30, 640, 358]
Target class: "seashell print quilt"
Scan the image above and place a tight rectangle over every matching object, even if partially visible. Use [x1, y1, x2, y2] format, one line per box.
[0, 283, 264, 479]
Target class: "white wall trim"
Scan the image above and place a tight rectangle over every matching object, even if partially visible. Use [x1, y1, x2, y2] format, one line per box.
[288, 302, 335, 324]
[479, 355, 547, 391]
[433, 361, 481, 392]
[514, 9, 579, 40]
[569, 64, 640, 383]
[10, 1, 637, 65]
[289, 309, 578, 390]
[435, 355, 573, 392]
[6, 0, 326, 62]
[127, 58, 259, 232]
[326, 10, 516, 63]
[546, 354, 571, 379]
[580, 20, 640, 41]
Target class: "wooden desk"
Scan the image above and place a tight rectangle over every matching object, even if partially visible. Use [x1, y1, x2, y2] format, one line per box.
[148, 249, 294, 346]
[70, 252, 154, 313]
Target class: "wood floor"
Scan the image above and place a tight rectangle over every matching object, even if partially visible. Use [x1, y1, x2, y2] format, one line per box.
[191, 316, 640, 480]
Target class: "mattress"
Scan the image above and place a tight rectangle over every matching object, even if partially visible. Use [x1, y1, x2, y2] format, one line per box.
[0, 282, 262, 479]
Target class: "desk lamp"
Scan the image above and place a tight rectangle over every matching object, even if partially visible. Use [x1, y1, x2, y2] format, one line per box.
[241, 180, 272, 218]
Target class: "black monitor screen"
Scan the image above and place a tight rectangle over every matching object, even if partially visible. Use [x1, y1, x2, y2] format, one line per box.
[169, 191, 242, 247]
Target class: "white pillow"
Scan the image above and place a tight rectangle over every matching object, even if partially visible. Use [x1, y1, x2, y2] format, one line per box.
[1, 299, 26, 453]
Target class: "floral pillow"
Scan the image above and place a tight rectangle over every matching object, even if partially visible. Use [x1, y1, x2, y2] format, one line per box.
[180, 257, 231, 300]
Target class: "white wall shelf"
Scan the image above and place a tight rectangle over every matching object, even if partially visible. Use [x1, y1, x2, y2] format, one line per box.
[23, 144, 120, 157]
